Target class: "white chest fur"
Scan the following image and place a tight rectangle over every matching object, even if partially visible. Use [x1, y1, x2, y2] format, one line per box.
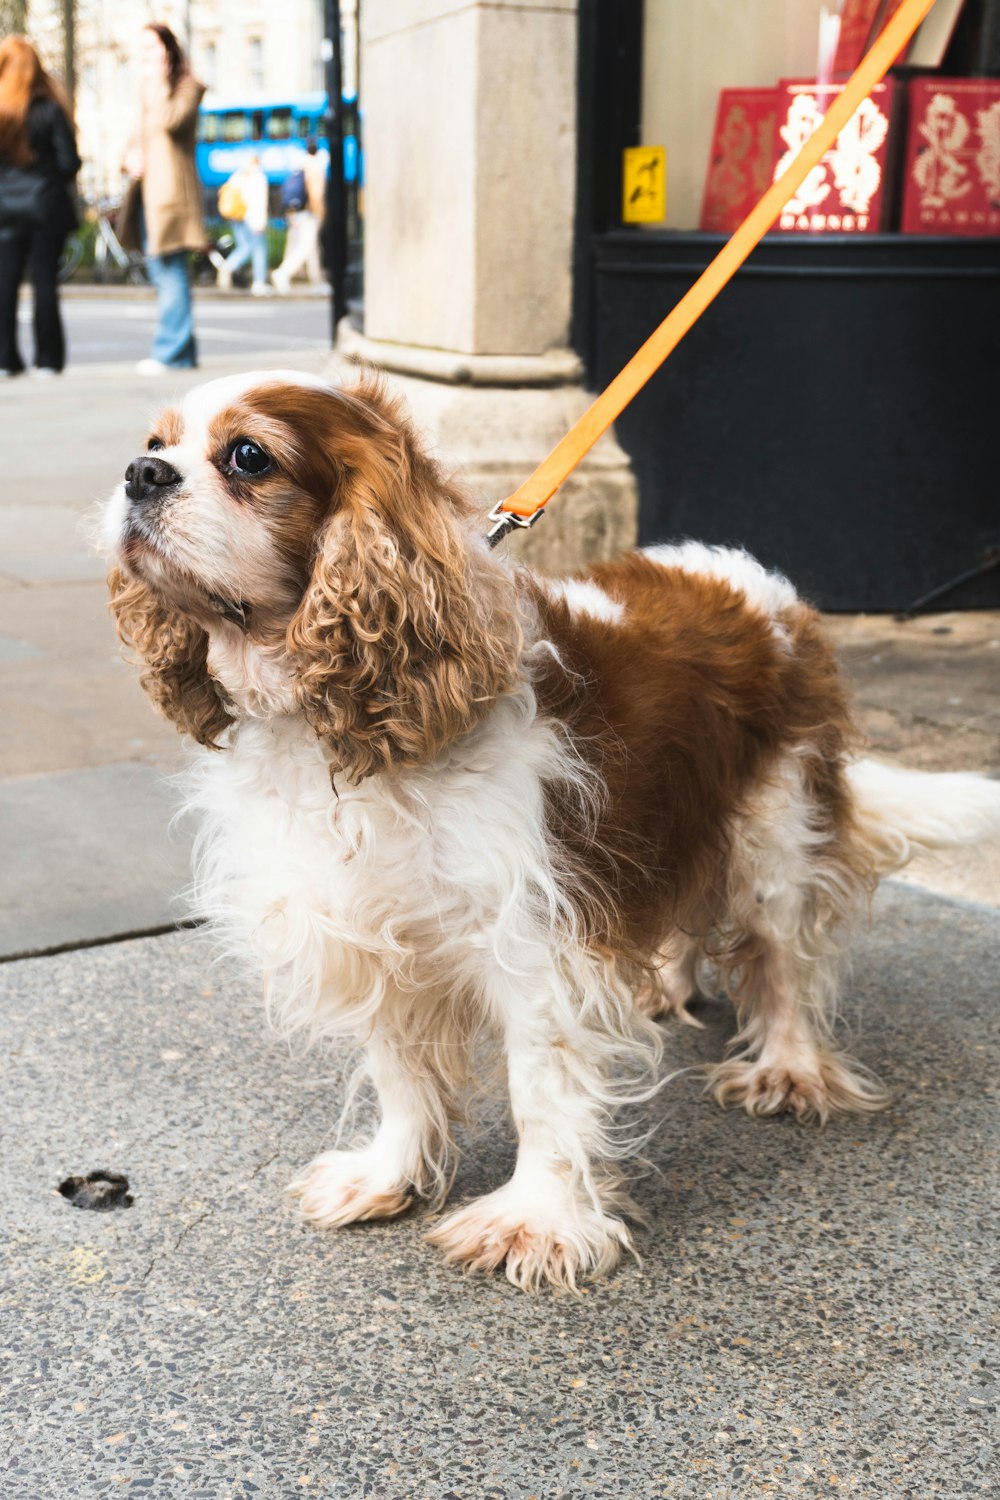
[181, 686, 579, 1040]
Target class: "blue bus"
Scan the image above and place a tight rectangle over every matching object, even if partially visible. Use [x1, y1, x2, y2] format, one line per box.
[195, 92, 361, 193]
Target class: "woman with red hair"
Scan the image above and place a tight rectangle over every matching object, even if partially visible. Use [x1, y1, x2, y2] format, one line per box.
[0, 35, 80, 378]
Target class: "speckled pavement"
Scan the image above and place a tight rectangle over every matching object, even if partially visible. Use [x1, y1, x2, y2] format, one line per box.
[1, 882, 997, 1498]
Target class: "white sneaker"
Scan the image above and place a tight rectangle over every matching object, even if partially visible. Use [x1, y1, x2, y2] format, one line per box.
[32, 367, 59, 379]
[135, 358, 171, 376]
[271, 270, 290, 295]
[250, 281, 273, 297]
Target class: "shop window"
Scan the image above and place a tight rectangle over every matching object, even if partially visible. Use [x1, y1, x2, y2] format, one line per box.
[640, 0, 1000, 237]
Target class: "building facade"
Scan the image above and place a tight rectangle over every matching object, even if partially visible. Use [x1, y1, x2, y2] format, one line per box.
[23, 0, 356, 201]
[347, 0, 999, 602]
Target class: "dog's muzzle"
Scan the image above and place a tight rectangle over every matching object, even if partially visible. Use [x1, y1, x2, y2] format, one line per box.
[124, 454, 182, 505]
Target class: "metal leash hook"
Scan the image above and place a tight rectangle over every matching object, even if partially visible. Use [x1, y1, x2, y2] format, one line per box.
[485, 502, 544, 549]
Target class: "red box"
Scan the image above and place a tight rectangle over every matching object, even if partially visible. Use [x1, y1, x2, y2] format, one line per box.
[833, 0, 884, 74]
[901, 77, 1000, 236]
[700, 88, 780, 233]
[772, 78, 899, 234]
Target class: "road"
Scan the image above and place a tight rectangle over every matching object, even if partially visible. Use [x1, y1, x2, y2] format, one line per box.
[19, 289, 334, 365]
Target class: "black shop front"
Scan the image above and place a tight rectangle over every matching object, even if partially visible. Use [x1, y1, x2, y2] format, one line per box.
[572, 0, 1000, 610]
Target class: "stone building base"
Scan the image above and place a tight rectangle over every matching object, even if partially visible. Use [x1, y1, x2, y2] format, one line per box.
[330, 325, 638, 576]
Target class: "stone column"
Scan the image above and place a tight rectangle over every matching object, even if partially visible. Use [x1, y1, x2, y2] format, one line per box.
[337, 0, 637, 572]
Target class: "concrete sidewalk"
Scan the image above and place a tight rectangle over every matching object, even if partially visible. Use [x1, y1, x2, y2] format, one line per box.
[1, 883, 997, 1497]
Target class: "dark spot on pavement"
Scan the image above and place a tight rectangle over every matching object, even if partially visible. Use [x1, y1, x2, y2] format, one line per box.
[58, 1171, 134, 1211]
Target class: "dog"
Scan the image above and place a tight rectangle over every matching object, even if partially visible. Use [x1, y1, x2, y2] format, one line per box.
[101, 369, 1000, 1291]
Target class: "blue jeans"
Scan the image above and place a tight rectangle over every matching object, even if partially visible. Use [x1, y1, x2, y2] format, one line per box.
[146, 250, 197, 368]
[226, 221, 268, 285]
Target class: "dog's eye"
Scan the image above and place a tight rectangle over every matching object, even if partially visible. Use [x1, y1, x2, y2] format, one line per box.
[228, 439, 272, 477]
[147, 438, 165, 452]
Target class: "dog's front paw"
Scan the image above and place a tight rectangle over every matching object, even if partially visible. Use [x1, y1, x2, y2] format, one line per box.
[707, 1048, 889, 1124]
[290, 1149, 414, 1228]
[427, 1182, 631, 1292]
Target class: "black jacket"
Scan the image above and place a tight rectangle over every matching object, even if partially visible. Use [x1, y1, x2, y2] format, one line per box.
[0, 96, 81, 236]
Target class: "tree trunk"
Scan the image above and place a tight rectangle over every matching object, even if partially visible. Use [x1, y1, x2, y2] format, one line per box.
[62, 0, 76, 106]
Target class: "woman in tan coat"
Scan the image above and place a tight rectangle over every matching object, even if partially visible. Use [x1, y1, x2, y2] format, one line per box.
[123, 24, 204, 373]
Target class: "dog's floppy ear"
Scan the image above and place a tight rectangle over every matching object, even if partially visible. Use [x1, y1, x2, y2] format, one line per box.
[286, 388, 521, 783]
[108, 566, 234, 748]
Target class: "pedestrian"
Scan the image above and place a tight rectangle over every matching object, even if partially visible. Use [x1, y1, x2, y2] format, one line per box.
[216, 155, 271, 296]
[0, 35, 80, 380]
[271, 139, 327, 294]
[119, 23, 204, 374]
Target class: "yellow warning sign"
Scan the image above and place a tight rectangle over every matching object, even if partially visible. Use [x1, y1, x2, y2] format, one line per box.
[622, 146, 666, 224]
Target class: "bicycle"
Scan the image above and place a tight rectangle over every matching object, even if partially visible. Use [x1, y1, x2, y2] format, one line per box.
[192, 226, 237, 285]
[57, 231, 84, 283]
[91, 200, 147, 285]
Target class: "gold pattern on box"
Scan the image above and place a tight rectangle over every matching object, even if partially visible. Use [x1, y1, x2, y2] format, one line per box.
[776, 92, 889, 230]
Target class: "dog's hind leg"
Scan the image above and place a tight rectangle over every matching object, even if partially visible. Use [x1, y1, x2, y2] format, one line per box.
[706, 753, 887, 1124]
[633, 931, 705, 1024]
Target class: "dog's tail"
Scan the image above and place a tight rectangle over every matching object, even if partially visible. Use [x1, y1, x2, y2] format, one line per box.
[847, 757, 1000, 877]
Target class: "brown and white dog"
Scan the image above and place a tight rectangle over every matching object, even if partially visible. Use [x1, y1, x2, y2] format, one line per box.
[102, 370, 1000, 1291]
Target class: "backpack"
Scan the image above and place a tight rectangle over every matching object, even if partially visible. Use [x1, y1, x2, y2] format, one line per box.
[218, 174, 246, 222]
[281, 168, 307, 212]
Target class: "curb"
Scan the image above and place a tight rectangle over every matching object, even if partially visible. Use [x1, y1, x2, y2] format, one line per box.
[0, 348, 336, 382]
[21, 284, 331, 303]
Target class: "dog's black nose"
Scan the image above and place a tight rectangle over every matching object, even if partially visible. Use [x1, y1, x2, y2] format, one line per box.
[124, 454, 181, 503]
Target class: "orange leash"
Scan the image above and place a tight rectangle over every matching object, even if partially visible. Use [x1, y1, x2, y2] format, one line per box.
[487, 0, 937, 545]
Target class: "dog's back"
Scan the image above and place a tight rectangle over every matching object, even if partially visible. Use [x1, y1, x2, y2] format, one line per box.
[533, 546, 862, 949]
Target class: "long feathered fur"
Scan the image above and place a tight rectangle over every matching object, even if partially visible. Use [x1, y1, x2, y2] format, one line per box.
[286, 386, 523, 784]
[107, 566, 233, 748]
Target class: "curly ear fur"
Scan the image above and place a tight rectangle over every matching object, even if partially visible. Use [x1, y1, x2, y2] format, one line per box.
[108, 566, 234, 748]
[287, 386, 522, 783]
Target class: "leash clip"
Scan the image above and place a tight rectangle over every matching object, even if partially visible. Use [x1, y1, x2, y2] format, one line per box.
[485, 502, 543, 549]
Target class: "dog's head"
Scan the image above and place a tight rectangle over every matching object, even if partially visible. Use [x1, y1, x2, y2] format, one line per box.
[103, 371, 521, 781]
